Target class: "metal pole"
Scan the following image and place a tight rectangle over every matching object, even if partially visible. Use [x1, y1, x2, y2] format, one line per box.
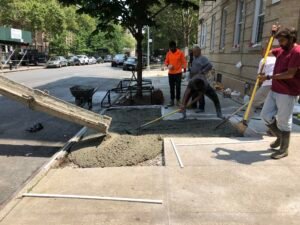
[17, 50, 28, 68]
[22, 193, 163, 204]
[170, 139, 184, 168]
[147, 26, 150, 71]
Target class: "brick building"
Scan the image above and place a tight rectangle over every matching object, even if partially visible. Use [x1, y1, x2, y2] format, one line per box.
[198, 0, 300, 95]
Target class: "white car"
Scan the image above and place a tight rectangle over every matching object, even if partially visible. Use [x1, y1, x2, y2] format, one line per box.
[77, 55, 89, 65]
[88, 57, 97, 64]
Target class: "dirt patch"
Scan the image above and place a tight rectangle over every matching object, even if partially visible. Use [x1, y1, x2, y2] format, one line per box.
[67, 108, 240, 168]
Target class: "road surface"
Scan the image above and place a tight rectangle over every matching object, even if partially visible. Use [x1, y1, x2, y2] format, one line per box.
[0, 63, 131, 208]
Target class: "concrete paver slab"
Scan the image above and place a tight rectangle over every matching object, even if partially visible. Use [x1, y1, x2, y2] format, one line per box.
[165, 137, 300, 167]
[164, 136, 300, 225]
[1, 167, 167, 225]
[166, 166, 300, 225]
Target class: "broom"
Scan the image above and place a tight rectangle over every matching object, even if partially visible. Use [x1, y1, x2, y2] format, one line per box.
[235, 31, 277, 134]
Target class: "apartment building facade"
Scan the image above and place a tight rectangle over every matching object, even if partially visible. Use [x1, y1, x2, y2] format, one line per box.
[198, 0, 300, 95]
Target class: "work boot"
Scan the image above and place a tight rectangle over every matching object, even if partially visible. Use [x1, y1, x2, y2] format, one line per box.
[216, 110, 223, 119]
[167, 100, 174, 107]
[176, 99, 181, 107]
[267, 121, 281, 149]
[271, 131, 290, 159]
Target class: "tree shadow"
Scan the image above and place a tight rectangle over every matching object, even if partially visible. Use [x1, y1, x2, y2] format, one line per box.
[0, 144, 59, 157]
[0, 76, 121, 157]
[212, 147, 272, 165]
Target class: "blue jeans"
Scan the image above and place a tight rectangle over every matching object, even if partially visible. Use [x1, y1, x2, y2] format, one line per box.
[261, 91, 297, 131]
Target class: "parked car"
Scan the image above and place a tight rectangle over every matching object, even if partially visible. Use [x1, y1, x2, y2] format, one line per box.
[96, 56, 104, 64]
[46, 56, 68, 68]
[111, 54, 127, 67]
[67, 56, 80, 66]
[150, 56, 161, 64]
[123, 57, 146, 71]
[88, 56, 97, 64]
[77, 55, 89, 65]
[104, 55, 112, 62]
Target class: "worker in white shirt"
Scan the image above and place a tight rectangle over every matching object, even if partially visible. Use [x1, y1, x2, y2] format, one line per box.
[246, 48, 276, 122]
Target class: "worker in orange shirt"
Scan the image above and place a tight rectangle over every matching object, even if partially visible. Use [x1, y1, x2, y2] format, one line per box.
[165, 41, 187, 106]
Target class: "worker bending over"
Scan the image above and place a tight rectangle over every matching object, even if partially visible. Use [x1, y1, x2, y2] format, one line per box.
[189, 45, 213, 112]
[180, 74, 223, 118]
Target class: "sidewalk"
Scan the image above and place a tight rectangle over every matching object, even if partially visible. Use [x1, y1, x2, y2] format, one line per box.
[1, 135, 300, 225]
[0, 66, 44, 74]
[1, 71, 300, 224]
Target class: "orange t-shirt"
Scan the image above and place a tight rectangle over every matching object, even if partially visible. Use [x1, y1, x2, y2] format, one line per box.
[164, 49, 187, 74]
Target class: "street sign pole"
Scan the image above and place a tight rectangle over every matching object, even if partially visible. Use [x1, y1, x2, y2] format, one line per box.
[147, 26, 150, 71]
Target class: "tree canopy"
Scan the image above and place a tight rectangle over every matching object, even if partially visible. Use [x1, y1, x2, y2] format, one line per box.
[0, 0, 136, 56]
[59, 0, 199, 95]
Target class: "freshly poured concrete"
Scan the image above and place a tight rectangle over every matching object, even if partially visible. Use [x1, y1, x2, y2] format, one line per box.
[68, 108, 240, 168]
[2, 136, 300, 224]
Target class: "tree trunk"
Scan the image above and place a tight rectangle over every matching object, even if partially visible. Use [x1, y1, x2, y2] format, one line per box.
[135, 30, 144, 97]
[35, 30, 38, 50]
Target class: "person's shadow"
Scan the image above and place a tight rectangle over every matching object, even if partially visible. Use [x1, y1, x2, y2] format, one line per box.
[212, 147, 272, 165]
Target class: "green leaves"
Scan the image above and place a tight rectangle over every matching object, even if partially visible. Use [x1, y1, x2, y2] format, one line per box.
[0, 0, 135, 55]
[59, 0, 199, 38]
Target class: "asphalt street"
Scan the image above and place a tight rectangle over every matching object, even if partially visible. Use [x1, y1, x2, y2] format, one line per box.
[0, 63, 131, 208]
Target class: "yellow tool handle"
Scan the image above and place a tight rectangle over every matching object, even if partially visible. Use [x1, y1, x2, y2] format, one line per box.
[243, 35, 275, 123]
[140, 108, 181, 128]
[140, 95, 203, 129]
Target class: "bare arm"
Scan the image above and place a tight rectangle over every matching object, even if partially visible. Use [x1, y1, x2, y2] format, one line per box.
[182, 87, 192, 107]
[201, 62, 213, 74]
[273, 68, 298, 80]
[259, 67, 297, 82]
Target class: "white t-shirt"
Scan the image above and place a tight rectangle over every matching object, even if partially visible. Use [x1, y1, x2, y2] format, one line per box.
[257, 56, 276, 86]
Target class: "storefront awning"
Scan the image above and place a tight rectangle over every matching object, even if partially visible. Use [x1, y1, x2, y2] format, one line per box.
[0, 27, 32, 45]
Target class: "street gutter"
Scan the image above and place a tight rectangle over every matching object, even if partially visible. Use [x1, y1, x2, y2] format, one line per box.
[1, 66, 45, 74]
[0, 107, 108, 222]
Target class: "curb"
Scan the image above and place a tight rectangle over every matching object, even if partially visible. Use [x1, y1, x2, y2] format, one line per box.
[0, 104, 110, 222]
[0, 126, 86, 222]
[1, 67, 44, 74]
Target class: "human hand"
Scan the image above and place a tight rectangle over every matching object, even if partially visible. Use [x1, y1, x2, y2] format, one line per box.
[271, 23, 280, 34]
[179, 104, 186, 113]
[258, 73, 267, 82]
[168, 64, 174, 70]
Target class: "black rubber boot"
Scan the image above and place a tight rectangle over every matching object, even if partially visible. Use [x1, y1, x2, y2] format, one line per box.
[167, 100, 174, 107]
[267, 121, 281, 149]
[271, 131, 290, 160]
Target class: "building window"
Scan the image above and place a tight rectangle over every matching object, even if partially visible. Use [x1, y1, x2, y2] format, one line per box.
[251, 0, 266, 45]
[234, 0, 245, 47]
[200, 22, 207, 48]
[210, 14, 216, 50]
[220, 7, 228, 49]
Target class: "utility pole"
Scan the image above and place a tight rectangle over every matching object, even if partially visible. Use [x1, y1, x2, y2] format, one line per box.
[147, 26, 151, 71]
